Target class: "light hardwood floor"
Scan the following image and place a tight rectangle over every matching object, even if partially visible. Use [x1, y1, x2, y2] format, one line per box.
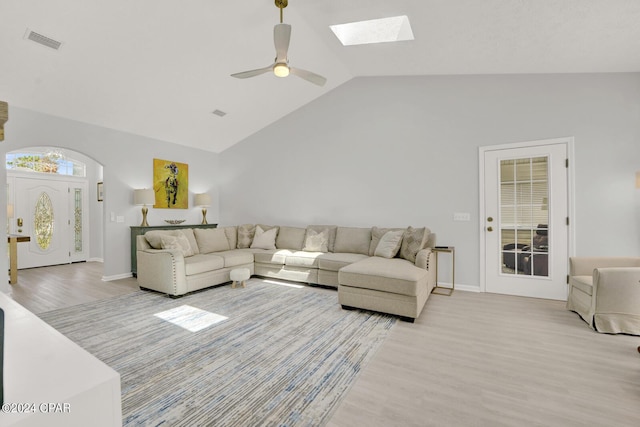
[8, 263, 640, 426]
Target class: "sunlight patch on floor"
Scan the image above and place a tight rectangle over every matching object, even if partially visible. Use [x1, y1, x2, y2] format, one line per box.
[154, 305, 228, 332]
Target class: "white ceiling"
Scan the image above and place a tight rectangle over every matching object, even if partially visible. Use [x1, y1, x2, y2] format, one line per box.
[2, 0, 640, 153]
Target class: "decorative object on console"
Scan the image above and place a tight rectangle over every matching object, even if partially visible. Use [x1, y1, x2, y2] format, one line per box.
[164, 219, 186, 225]
[194, 193, 212, 225]
[134, 189, 155, 227]
[153, 158, 189, 209]
[0, 100, 7, 141]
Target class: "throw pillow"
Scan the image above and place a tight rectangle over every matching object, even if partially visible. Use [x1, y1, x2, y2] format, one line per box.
[374, 230, 404, 259]
[179, 229, 200, 255]
[307, 225, 337, 252]
[144, 231, 176, 249]
[333, 227, 372, 255]
[174, 232, 194, 257]
[303, 228, 329, 252]
[194, 228, 231, 253]
[400, 226, 430, 263]
[369, 226, 404, 256]
[250, 225, 278, 250]
[237, 224, 256, 249]
[160, 235, 188, 257]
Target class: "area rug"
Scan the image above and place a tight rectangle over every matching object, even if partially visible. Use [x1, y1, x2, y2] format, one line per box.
[39, 279, 396, 426]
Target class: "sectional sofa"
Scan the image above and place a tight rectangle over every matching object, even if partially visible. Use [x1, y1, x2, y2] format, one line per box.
[136, 224, 436, 321]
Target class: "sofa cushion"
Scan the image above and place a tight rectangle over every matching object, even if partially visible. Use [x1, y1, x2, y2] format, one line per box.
[184, 254, 225, 276]
[194, 228, 231, 253]
[276, 226, 306, 251]
[374, 230, 404, 259]
[237, 224, 256, 249]
[571, 276, 593, 296]
[334, 227, 372, 255]
[339, 257, 427, 297]
[317, 253, 369, 272]
[253, 249, 292, 265]
[160, 234, 194, 257]
[400, 226, 430, 263]
[251, 225, 278, 250]
[222, 226, 238, 250]
[369, 226, 404, 256]
[303, 228, 329, 252]
[286, 251, 322, 268]
[214, 250, 254, 268]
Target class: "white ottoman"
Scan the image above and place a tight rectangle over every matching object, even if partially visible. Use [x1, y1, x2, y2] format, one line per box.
[230, 268, 250, 288]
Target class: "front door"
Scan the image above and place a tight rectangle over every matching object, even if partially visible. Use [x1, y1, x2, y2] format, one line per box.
[482, 140, 569, 300]
[13, 176, 88, 269]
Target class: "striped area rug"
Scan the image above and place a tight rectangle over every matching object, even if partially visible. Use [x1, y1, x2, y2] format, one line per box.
[39, 279, 396, 426]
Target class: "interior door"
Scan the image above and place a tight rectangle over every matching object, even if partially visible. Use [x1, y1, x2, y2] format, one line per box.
[15, 177, 71, 268]
[483, 142, 569, 300]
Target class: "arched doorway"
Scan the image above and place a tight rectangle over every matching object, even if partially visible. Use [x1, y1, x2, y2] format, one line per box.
[6, 146, 104, 270]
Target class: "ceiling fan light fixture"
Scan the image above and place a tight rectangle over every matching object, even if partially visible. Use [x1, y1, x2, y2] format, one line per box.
[273, 63, 290, 78]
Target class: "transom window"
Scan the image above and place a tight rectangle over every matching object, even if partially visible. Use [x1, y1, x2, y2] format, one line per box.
[6, 149, 86, 177]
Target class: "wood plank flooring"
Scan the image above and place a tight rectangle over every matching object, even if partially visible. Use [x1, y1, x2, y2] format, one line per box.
[7, 263, 640, 426]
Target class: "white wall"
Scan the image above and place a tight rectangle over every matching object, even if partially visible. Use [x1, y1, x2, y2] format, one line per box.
[218, 73, 640, 289]
[1, 107, 220, 285]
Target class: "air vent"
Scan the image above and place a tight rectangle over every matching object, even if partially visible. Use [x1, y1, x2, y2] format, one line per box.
[24, 29, 63, 50]
[212, 109, 227, 117]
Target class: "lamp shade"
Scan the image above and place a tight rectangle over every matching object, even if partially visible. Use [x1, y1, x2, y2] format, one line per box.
[194, 193, 212, 207]
[134, 189, 155, 205]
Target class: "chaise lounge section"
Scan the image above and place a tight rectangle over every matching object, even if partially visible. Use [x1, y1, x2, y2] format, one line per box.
[136, 224, 436, 321]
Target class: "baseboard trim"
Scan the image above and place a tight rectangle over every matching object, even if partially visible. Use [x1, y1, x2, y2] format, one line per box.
[435, 282, 480, 293]
[102, 272, 133, 282]
[87, 257, 104, 263]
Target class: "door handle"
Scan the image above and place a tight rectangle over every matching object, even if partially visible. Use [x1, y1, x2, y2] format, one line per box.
[17, 217, 23, 227]
[487, 226, 493, 232]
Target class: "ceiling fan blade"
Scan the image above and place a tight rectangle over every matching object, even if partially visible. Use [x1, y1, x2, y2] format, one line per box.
[231, 65, 274, 79]
[274, 23, 291, 62]
[289, 67, 327, 86]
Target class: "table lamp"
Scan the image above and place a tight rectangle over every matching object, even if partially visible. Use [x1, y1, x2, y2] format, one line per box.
[134, 189, 155, 226]
[194, 193, 212, 224]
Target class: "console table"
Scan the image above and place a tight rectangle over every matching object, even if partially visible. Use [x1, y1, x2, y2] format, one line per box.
[7, 234, 30, 284]
[130, 224, 218, 276]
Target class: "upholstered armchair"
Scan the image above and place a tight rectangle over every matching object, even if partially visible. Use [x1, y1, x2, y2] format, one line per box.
[567, 257, 640, 335]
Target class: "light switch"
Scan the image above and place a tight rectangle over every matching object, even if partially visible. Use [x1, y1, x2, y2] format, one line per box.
[453, 212, 471, 221]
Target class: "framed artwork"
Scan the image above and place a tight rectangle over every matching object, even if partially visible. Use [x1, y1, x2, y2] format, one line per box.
[153, 158, 189, 209]
[97, 182, 104, 202]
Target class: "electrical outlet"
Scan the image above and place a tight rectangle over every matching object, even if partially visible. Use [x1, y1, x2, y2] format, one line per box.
[453, 212, 471, 221]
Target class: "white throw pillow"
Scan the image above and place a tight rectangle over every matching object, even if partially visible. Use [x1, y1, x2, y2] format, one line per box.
[250, 225, 278, 250]
[303, 228, 329, 252]
[374, 230, 405, 258]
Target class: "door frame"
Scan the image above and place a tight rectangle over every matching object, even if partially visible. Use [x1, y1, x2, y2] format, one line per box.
[478, 137, 576, 294]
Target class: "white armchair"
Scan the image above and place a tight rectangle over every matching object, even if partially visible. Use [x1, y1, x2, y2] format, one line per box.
[567, 257, 640, 335]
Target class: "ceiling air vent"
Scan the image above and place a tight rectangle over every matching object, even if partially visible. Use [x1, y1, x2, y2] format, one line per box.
[212, 109, 227, 117]
[24, 29, 63, 50]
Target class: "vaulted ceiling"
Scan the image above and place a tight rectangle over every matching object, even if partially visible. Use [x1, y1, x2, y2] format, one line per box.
[2, 1, 640, 153]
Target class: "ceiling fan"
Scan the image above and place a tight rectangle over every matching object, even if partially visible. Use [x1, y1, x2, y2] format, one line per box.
[231, 0, 326, 86]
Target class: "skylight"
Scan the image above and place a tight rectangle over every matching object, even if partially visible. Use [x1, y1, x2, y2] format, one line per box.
[330, 15, 414, 46]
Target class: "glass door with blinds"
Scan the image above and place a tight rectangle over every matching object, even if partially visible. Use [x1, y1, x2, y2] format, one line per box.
[483, 141, 569, 300]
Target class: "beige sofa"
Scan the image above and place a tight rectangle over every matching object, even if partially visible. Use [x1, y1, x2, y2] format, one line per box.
[567, 256, 640, 335]
[136, 224, 436, 321]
